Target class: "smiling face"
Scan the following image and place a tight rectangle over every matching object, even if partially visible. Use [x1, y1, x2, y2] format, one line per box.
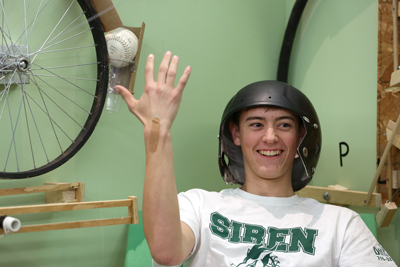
[230, 107, 305, 194]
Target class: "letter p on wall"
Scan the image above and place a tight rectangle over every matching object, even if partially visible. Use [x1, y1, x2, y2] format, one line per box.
[339, 142, 349, 167]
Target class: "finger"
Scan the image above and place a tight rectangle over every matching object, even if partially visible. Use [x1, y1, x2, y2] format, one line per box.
[158, 51, 172, 84]
[165, 55, 179, 88]
[114, 85, 138, 111]
[144, 54, 155, 88]
[175, 66, 192, 94]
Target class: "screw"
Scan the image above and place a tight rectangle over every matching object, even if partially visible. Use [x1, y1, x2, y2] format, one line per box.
[303, 147, 308, 157]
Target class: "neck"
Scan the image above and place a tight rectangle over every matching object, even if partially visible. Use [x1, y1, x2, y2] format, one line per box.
[240, 176, 295, 197]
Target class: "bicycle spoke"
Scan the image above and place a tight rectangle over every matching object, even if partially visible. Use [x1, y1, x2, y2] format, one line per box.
[33, 73, 98, 82]
[30, 0, 75, 63]
[19, 0, 30, 47]
[0, 1, 13, 55]
[24, 90, 75, 144]
[30, 27, 93, 59]
[0, 0, 108, 177]
[30, 74, 64, 153]
[31, 44, 95, 55]
[32, 74, 91, 114]
[0, 0, 25, 56]
[40, 8, 86, 50]
[24, 90, 50, 164]
[31, 62, 97, 97]
[4, 72, 22, 172]
[30, 61, 98, 70]
[0, 85, 8, 119]
[22, 90, 37, 169]
[23, 0, 52, 47]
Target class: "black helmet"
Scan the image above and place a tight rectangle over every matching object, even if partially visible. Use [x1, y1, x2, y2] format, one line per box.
[218, 80, 321, 192]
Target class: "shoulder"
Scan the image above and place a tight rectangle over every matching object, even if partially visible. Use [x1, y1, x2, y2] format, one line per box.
[178, 188, 219, 198]
[297, 196, 361, 220]
[178, 188, 234, 203]
[178, 188, 236, 197]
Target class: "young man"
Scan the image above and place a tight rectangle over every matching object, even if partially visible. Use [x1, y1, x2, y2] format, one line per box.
[115, 52, 397, 267]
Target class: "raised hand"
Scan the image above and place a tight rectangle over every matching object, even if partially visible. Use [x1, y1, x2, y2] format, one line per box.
[116, 52, 195, 264]
[115, 51, 191, 131]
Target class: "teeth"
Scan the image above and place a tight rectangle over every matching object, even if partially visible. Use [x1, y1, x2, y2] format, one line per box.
[259, 150, 281, 156]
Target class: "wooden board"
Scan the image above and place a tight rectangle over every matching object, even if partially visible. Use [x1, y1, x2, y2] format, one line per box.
[90, 0, 146, 94]
[0, 199, 132, 216]
[0, 182, 79, 197]
[0, 197, 139, 234]
[297, 186, 382, 208]
[377, 1, 400, 206]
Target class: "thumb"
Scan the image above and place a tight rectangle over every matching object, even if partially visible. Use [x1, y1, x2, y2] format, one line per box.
[114, 85, 137, 113]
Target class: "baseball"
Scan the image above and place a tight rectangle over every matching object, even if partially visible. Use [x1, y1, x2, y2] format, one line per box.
[105, 27, 138, 68]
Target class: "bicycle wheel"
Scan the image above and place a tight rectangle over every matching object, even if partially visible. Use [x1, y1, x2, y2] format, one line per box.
[0, 0, 108, 179]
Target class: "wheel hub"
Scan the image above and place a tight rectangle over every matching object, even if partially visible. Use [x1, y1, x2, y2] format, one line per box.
[0, 44, 30, 84]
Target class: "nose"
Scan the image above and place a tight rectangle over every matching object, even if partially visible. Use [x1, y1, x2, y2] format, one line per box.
[262, 127, 278, 143]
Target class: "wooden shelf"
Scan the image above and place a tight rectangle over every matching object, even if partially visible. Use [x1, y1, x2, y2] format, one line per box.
[0, 196, 138, 234]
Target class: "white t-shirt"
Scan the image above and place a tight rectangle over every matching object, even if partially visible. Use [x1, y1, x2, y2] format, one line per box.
[153, 188, 397, 267]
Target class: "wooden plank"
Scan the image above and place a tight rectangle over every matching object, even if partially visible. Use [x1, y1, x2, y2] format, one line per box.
[0, 199, 132, 216]
[376, 202, 397, 227]
[128, 196, 139, 224]
[0, 182, 79, 197]
[390, 70, 400, 87]
[378, 0, 400, 207]
[75, 182, 85, 202]
[90, 0, 122, 32]
[128, 22, 146, 94]
[365, 113, 400, 206]
[388, 147, 393, 201]
[44, 182, 76, 203]
[297, 186, 382, 208]
[386, 119, 400, 149]
[0, 217, 132, 234]
[393, 0, 398, 69]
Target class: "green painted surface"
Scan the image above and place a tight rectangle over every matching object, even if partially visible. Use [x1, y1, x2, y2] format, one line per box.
[1, 1, 398, 266]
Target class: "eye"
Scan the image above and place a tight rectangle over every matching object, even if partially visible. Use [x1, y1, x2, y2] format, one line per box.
[278, 122, 293, 129]
[250, 122, 262, 128]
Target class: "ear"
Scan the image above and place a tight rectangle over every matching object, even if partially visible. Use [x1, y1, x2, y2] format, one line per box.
[229, 121, 241, 146]
[297, 125, 306, 146]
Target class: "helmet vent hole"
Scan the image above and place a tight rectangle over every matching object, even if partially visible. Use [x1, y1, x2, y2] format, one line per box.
[315, 143, 321, 155]
[269, 96, 271, 99]
[224, 154, 230, 166]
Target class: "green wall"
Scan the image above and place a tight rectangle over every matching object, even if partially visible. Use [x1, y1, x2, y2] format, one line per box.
[1, 0, 398, 266]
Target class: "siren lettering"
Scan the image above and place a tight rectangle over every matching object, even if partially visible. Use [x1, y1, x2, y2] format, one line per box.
[210, 212, 318, 255]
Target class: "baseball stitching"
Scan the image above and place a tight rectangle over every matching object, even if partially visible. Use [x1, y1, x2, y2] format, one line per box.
[106, 29, 138, 65]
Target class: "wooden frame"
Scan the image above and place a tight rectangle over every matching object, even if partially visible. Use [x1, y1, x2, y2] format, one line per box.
[298, 184, 399, 228]
[377, 0, 400, 208]
[0, 182, 85, 203]
[90, 0, 145, 94]
[0, 196, 138, 234]
[297, 185, 382, 208]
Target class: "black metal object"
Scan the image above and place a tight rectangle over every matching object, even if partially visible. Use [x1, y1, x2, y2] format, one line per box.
[0, 215, 6, 229]
[277, 0, 308, 83]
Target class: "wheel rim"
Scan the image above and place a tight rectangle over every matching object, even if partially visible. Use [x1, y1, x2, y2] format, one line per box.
[0, 0, 108, 178]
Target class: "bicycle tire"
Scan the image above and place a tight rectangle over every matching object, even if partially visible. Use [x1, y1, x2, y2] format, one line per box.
[0, 0, 108, 179]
